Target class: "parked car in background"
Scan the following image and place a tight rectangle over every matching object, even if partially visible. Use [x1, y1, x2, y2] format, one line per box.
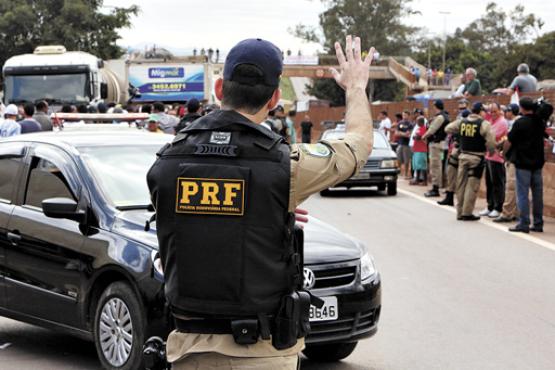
[320, 127, 399, 195]
[0, 131, 381, 369]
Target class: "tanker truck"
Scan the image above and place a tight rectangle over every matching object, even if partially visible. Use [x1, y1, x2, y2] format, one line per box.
[2, 45, 214, 108]
[2, 45, 127, 107]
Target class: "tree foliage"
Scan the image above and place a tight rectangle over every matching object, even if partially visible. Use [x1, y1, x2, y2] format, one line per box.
[293, 0, 418, 105]
[296, 0, 554, 102]
[0, 0, 138, 69]
[413, 2, 544, 93]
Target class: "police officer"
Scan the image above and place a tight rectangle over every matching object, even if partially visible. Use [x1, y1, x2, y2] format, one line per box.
[147, 35, 374, 370]
[445, 102, 496, 220]
[422, 99, 449, 197]
[437, 99, 470, 206]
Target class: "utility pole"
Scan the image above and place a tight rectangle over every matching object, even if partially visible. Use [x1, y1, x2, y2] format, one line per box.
[439, 11, 451, 72]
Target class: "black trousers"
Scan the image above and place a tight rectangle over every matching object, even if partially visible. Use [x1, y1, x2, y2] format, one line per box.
[486, 160, 506, 212]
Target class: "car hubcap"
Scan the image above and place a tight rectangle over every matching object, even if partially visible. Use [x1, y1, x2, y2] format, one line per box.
[99, 297, 133, 367]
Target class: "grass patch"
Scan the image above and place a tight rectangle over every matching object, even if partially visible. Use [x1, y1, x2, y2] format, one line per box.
[280, 77, 297, 101]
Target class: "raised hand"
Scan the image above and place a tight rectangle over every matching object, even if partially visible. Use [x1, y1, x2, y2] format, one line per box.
[330, 35, 375, 91]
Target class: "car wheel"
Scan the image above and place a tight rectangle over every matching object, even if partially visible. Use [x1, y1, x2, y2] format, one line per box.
[387, 182, 397, 196]
[303, 342, 358, 362]
[377, 184, 386, 192]
[320, 189, 331, 196]
[93, 281, 146, 370]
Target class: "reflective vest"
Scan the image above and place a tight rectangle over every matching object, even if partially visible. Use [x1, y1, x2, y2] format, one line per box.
[459, 118, 486, 152]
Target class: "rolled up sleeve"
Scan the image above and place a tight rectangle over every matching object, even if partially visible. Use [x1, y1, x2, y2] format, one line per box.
[289, 133, 369, 209]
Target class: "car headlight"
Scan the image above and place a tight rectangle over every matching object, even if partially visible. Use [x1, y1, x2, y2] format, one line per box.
[360, 253, 376, 281]
[380, 159, 398, 168]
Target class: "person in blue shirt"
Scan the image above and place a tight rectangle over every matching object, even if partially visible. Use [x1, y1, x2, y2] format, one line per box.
[0, 104, 21, 137]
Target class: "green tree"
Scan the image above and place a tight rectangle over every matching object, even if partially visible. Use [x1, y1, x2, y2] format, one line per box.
[0, 0, 138, 69]
[293, 0, 418, 105]
[413, 2, 544, 93]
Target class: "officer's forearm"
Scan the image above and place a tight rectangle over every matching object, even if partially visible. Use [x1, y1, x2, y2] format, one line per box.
[345, 87, 373, 152]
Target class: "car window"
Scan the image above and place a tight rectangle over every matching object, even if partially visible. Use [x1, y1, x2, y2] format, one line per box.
[322, 130, 390, 149]
[0, 157, 22, 203]
[0, 143, 26, 203]
[25, 157, 75, 209]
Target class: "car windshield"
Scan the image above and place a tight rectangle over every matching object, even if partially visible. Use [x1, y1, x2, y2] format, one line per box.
[323, 130, 389, 149]
[79, 145, 161, 208]
[5, 73, 90, 104]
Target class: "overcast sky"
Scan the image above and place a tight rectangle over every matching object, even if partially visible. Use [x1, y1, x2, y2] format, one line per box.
[106, 0, 555, 55]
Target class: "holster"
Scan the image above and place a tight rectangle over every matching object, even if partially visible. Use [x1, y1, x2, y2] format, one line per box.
[468, 157, 486, 178]
[272, 224, 324, 350]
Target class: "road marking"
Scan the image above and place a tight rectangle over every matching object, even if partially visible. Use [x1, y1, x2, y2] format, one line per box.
[0, 342, 12, 350]
[398, 188, 555, 252]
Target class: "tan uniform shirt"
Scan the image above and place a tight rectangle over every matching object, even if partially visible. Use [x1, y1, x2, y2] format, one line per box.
[167, 132, 370, 363]
[445, 114, 496, 154]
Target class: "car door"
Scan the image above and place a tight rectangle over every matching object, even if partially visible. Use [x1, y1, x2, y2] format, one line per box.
[0, 142, 26, 309]
[5, 143, 86, 327]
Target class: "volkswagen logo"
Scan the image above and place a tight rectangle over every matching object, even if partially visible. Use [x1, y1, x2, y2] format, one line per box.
[303, 268, 316, 290]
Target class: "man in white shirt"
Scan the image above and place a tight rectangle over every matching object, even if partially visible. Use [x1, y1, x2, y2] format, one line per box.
[377, 110, 391, 141]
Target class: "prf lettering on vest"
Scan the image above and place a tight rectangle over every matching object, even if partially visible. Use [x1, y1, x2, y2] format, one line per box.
[460, 122, 477, 137]
[176, 177, 245, 216]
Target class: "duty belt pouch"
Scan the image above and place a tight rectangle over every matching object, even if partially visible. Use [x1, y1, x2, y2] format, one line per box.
[231, 319, 259, 345]
[272, 292, 300, 350]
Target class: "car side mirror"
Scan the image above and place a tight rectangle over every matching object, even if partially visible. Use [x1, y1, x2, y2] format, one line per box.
[42, 198, 85, 223]
[100, 82, 108, 99]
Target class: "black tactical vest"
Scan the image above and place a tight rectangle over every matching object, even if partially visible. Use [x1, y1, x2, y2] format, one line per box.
[147, 110, 298, 318]
[429, 112, 449, 143]
[459, 118, 486, 152]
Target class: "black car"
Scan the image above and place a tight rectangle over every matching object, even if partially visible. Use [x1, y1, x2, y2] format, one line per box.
[320, 127, 400, 195]
[0, 131, 381, 369]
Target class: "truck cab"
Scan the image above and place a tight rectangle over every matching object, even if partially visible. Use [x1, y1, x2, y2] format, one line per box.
[2, 45, 122, 107]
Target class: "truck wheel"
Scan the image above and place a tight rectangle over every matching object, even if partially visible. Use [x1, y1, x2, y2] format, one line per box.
[93, 282, 146, 370]
[303, 342, 358, 362]
[387, 182, 397, 196]
[377, 184, 386, 192]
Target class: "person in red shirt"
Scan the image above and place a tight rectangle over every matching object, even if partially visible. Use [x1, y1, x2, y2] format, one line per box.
[410, 116, 428, 185]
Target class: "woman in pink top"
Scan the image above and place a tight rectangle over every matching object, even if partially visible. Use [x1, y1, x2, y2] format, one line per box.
[479, 102, 509, 217]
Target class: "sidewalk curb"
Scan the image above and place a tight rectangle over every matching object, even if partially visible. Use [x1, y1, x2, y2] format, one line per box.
[398, 188, 555, 253]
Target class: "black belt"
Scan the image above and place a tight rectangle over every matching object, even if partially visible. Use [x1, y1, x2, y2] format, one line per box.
[174, 317, 233, 334]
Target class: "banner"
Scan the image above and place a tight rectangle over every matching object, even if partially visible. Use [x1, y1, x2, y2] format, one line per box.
[128, 64, 204, 102]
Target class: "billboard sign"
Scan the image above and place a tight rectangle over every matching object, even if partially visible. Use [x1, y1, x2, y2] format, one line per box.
[128, 63, 204, 102]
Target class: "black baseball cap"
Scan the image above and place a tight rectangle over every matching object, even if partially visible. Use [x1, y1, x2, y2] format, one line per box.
[223, 38, 283, 87]
[472, 102, 485, 113]
[434, 99, 444, 110]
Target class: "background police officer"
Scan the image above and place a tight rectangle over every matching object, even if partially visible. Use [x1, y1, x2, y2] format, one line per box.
[438, 99, 470, 206]
[422, 99, 449, 197]
[147, 35, 374, 370]
[445, 102, 496, 221]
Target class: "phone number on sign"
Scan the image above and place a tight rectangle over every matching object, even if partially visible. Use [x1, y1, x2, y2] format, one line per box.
[150, 83, 187, 92]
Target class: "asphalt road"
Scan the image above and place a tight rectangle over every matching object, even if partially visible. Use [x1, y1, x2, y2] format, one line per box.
[2, 189, 555, 369]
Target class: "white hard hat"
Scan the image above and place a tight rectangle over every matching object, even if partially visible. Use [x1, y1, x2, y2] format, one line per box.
[5, 104, 18, 116]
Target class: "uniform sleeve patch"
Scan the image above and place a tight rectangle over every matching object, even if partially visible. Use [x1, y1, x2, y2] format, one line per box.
[299, 143, 332, 158]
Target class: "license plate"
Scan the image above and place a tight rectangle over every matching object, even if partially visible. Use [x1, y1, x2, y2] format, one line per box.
[351, 172, 370, 180]
[309, 296, 338, 322]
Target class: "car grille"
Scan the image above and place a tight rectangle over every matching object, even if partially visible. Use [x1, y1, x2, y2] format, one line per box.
[364, 160, 380, 169]
[307, 308, 380, 343]
[313, 266, 357, 289]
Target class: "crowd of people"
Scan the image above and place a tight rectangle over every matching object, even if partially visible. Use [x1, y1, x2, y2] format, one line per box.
[383, 90, 552, 233]
[0, 98, 223, 137]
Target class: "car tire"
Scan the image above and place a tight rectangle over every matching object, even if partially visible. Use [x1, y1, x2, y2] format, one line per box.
[377, 184, 386, 192]
[387, 182, 397, 196]
[303, 342, 358, 362]
[93, 281, 146, 370]
[320, 189, 331, 196]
